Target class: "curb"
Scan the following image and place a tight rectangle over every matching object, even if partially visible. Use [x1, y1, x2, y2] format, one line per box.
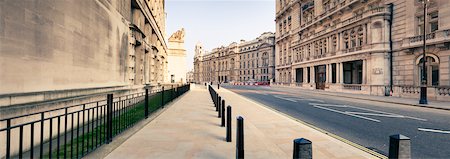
[271, 85, 450, 111]
[218, 87, 387, 159]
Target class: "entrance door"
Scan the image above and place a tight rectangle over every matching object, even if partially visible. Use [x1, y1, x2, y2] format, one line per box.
[315, 65, 326, 90]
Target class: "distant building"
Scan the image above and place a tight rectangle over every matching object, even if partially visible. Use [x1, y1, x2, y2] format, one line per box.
[186, 70, 194, 83]
[275, 0, 450, 101]
[167, 28, 188, 83]
[193, 32, 276, 83]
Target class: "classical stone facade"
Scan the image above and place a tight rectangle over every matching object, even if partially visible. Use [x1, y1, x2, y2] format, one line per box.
[275, 0, 450, 101]
[0, 0, 171, 156]
[0, 0, 169, 107]
[193, 32, 276, 83]
[167, 28, 187, 83]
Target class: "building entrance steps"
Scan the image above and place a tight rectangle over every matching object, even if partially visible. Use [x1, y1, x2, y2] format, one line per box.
[105, 84, 378, 159]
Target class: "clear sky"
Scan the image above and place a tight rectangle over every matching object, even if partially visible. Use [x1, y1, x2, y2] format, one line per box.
[165, 0, 275, 70]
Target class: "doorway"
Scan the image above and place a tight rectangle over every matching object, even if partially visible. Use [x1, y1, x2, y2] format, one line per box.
[315, 65, 326, 90]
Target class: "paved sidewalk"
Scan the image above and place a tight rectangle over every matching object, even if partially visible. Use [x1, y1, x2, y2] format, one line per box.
[271, 85, 450, 111]
[104, 84, 378, 159]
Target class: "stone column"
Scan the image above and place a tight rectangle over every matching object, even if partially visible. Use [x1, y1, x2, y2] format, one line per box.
[339, 62, 344, 84]
[329, 64, 332, 83]
[304, 67, 308, 84]
[326, 64, 330, 83]
[338, 32, 343, 52]
[363, 59, 367, 84]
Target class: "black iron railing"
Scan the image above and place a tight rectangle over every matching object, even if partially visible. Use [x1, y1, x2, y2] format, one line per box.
[0, 84, 190, 159]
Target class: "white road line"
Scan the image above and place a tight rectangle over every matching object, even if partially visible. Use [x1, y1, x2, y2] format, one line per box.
[418, 128, 450, 134]
[309, 103, 348, 107]
[297, 98, 325, 103]
[273, 95, 298, 102]
[310, 103, 427, 121]
[344, 105, 428, 121]
[346, 112, 404, 118]
[314, 105, 381, 122]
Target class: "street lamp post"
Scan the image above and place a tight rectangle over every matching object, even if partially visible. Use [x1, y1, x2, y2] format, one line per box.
[419, 0, 428, 104]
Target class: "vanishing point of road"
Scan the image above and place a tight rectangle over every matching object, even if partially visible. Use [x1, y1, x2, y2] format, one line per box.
[222, 85, 450, 159]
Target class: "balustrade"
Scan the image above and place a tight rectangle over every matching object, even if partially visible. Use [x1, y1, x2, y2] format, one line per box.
[342, 84, 362, 90]
[400, 85, 420, 94]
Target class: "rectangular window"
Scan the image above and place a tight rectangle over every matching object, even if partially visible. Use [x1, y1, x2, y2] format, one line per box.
[417, 16, 424, 35]
[430, 21, 438, 32]
[432, 65, 439, 86]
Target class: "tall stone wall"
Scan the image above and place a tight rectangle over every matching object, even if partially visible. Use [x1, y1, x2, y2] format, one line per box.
[0, 0, 130, 94]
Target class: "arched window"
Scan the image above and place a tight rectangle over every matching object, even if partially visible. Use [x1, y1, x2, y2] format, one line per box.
[416, 55, 439, 86]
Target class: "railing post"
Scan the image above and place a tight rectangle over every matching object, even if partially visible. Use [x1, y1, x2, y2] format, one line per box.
[389, 134, 411, 159]
[236, 116, 244, 159]
[145, 89, 149, 118]
[106, 94, 113, 143]
[6, 119, 11, 159]
[171, 85, 174, 101]
[40, 112, 44, 158]
[221, 100, 225, 127]
[161, 86, 165, 108]
[226, 106, 232, 142]
[293, 138, 312, 159]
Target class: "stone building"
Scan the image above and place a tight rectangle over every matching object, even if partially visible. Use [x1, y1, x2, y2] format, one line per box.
[0, 0, 169, 100]
[275, 0, 450, 101]
[186, 70, 194, 83]
[193, 32, 276, 84]
[0, 0, 170, 156]
[167, 28, 187, 83]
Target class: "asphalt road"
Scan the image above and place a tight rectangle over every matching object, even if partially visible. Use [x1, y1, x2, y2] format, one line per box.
[222, 84, 450, 159]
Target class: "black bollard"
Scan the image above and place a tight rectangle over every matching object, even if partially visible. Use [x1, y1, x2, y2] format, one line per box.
[226, 106, 232, 142]
[218, 99, 222, 118]
[218, 83, 220, 89]
[236, 116, 244, 159]
[388, 134, 411, 159]
[221, 100, 225, 127]
[217, 96, 221, 112]
[293, 138, 312, 159]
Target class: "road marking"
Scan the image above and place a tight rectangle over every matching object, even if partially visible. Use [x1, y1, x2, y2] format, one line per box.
[274, 95, 324, 103]
[309, 103, 427, 122]
[295, 98, 325, 103]
[346, 112, 404, 118]
[314, 105, 381, 122]
[273, 95, 298, 102]
[418, 128, 450, 134]
[309, 103, 347, 107]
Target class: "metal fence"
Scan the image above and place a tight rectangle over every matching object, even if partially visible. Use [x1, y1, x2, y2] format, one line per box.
[0, 84, 190, 159]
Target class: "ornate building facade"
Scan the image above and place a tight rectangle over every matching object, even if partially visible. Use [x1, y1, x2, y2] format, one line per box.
[193, 32, 276, 84]
[275, 0, 450, 101]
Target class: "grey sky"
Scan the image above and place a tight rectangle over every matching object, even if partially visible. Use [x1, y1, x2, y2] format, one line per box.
[166, 0, 275, 70]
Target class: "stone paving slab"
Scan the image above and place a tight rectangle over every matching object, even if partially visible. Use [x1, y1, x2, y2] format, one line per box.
[104, 84, 378, 159]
